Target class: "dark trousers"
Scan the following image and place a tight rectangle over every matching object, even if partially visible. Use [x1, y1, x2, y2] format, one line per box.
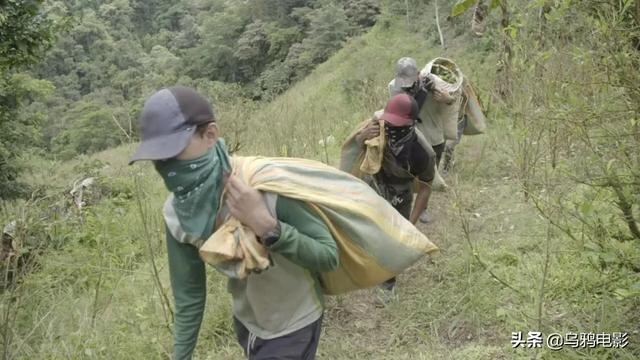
[381, 186, 413, 290]
[432, 142, 445, 168]
[234, 316, 323, 360]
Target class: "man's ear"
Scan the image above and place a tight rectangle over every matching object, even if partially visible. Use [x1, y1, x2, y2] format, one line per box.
[204, 122, 219, 147]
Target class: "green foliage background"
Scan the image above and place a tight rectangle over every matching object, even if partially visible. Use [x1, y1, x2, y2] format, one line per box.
[1, 0, 639, 359]
[1, 0, 382, 200]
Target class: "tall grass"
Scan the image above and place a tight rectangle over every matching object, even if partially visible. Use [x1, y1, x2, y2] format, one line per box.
[1, 2, 639, 359]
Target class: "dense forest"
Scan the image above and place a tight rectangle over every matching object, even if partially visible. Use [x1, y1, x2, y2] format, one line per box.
[2, 0, 380, 198]
[1, 0, 639, 358]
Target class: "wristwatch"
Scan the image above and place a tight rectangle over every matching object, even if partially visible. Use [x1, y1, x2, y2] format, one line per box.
[259, 221, 281, 247]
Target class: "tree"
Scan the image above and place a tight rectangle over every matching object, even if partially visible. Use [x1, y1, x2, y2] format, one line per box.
[139, 45, 181, 93]
[451, 0, 512, 98]
[51, 100, 122, 159]
[234, 21, 270, 81]
[0, 0, 60, 199]
[6, 0, 378, 165]
[170, 14, 201, 51]
[304, 4, 349, 63]
[257, 61, 293, 99]
[155, 2, 186, 32]
[0, 0, 57, 70]
[185, 11, 248, 81]
[282, 3, 349, 82]
[97, 0, 135, 40]
[264, 23, 302, 61]
[344, 0, 381, 32]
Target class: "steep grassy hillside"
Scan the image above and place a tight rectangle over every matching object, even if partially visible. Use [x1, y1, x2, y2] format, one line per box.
[238, 18, 497, 165]
[2, 6, 638, 360]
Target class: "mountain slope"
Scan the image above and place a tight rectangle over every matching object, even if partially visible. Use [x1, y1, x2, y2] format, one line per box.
[2, 6, 638, 360]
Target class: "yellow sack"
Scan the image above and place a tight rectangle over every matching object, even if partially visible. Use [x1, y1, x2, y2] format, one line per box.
[199, 217, 270, 279]
[359, 119, 385, 175]
[200, 156, 438, 295]
[340, 118, 382, 178]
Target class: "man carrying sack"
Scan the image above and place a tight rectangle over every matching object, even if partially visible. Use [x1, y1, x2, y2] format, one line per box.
[387, 57, 455, 224]
[130, 87, 437, 359]
[129, 86, 338, 360]
[352, 93, 436, 301]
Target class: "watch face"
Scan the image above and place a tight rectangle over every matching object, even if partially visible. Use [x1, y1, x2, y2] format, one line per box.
[262, 222, 281, 246]
[264, 235, 279, 247]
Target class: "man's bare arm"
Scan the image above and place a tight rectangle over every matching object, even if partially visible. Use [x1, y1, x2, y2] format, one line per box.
[409, 181, 432, 225]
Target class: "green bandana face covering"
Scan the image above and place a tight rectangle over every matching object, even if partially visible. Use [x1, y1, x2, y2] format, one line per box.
[155, 138, 231, 239]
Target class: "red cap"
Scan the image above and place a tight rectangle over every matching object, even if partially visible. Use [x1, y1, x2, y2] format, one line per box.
[381, 94, 418, 127]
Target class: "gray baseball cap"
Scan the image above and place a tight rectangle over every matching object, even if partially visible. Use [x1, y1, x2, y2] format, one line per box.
[129, 86, 215, 164]
[394, 57, 419, 88]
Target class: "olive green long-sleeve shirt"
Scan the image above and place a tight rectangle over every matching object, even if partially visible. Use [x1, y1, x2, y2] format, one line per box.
[165, 195, 338, 359]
